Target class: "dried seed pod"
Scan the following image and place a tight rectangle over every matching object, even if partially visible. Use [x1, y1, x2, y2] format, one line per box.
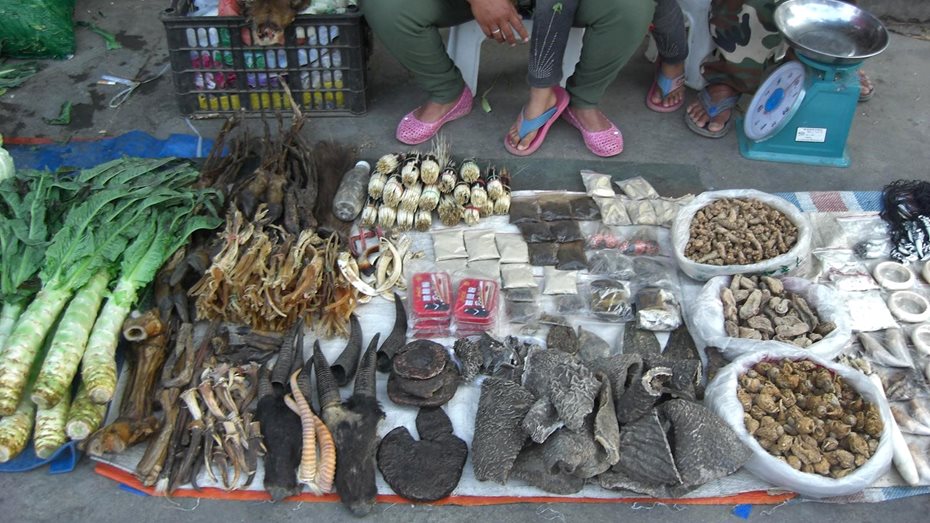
[376, 152, 403, 175]
[419, 184, 441, 211]
[460, 158, 480, 183]
[420, 154, 441, 184]
[382, 174, 405, 208]
[368, 171, 388, 199]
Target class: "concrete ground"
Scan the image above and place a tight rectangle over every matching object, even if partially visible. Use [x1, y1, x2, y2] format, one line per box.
[2, 1, 930, 521]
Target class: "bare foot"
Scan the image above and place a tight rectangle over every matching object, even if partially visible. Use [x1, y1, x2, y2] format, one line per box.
[858, 70, 874, 101]
[414, 98, 461, 123]
[568, 106, 611, 132]
[650, 61, 685, 109]
[686, 84, 737, 134]
[507, 87, 558, 151]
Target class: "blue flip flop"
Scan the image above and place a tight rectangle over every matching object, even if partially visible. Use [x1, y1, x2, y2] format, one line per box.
[504, 86, 570, 156]
[685, 87, 739, 138]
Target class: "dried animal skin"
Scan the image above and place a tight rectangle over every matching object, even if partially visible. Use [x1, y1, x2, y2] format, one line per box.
[511, 443, 586, 494]
[522, 349, 600, 432]
[593, 376, 621, 467]
[615, 409, 682, 485]
[378, 407, 467, 502]
[577, 327, 611, 363]
[587, 354, 644, 410]
[659, 399, 752, 487]
[614, 367, 672, 425]
[522, 398, 564, 443]
[620, 327, 661, 357]
[472, 378, 536, 484]
[546, 325, 579, 355]
[453, 337, 483, 382]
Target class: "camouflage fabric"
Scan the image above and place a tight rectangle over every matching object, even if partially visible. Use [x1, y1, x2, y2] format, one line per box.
[701, 0, 786, 94]
[702, 0, 860, 94]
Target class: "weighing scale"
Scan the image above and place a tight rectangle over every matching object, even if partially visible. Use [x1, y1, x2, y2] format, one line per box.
[736, 0, 889, 167]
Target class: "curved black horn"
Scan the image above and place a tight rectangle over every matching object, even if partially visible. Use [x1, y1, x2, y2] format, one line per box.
[354, 333, 381, 398]
[331, 314, 363, 387]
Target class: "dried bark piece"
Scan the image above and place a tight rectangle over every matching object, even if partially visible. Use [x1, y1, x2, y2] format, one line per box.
[659, 399, 752, 487]
[472, 378, 535, 483]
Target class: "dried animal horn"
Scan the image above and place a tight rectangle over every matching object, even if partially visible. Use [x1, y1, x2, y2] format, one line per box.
[354, 333, 381, 398]
[271, 321, 303, 387]
[376, 293, 408, 373]
[314, 341, 342, 412]
[331, 314, 363, 387]
[257, 365, 274, 400]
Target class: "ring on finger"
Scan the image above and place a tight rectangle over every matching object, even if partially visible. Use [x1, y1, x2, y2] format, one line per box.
[492, 28, 501, 34]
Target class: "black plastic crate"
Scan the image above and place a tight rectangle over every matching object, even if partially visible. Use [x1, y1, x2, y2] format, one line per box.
[161, 0, 368, 116]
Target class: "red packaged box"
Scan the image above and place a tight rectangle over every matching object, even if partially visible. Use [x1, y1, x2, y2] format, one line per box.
[453, 278, 499, 328]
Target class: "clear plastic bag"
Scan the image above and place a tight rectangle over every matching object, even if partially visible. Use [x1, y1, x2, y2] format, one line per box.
[501, 263, 537, 289]
[634, 287, 681, 331]
[509, 197, 540, 224]
[538, 195, 574, 221]
[464, 229, 500, 262]
[672, 190, 813, 281]
[495, 233, 530, 264]
[704, 346, 894, 498]
[580, 170, 616, 198]
[585, 278, 633, 322]
[528, 242, 559, 266]
[587, 250, 635, 279]
[556, 241, 587, 271]
[689, 276, 853, 360]
[432, 228, 467, 261]
[632, 257, 678, 290]
[569, 196, 602, 221]
[625, 198, 658, 226]
[595, 197, 631, 226]
[549, 220, 584, 243]
[517, 221, 554, 243]
[615, 176, 659, 199]
[543, 267, 578, 295]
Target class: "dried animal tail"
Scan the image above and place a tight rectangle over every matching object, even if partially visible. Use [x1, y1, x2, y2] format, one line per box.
[354, 333, 380, 399]
[314, 341, 341, 412]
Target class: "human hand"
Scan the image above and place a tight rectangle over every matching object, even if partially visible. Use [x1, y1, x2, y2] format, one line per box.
[468, 0, 529, 46]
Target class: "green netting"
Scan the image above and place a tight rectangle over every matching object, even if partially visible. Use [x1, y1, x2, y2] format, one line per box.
[0, 0, 76, 58]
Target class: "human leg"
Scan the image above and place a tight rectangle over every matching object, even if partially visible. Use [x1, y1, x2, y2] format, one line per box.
[686, 0, 783, 136]
[360, 0, 473, 103]
[648, 0, 688, 110]
[506, 0, 579, 153]
[562, 0, 654, 156]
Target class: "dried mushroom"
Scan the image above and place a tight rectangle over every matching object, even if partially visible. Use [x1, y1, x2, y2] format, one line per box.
[738, 359, 883, 479]
[685, 198, 798, 265]
[721, 275, 834, 347]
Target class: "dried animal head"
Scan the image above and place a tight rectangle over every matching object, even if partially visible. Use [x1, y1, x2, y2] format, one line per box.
[239, 0, 311, 46]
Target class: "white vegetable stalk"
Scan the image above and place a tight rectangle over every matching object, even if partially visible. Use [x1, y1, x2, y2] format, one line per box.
[31, 270, 111, 409]
[65, 383, 107, 440]
[0, 134, 14, 182]
[0, 288, 71, 416]
[80, 290, 133, 404]
[0, 300, 25, 353]
[0, 390, 35, 462]
[33, 388, 71, 459]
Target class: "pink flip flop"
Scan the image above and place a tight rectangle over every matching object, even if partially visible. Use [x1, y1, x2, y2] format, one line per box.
[561, 107, 624, 157]
[504, 86, 570, 157]
[646, 60, 685, 113]
[395, 86, 474, 145]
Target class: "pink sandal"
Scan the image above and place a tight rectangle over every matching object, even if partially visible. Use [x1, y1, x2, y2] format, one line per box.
[504, 86, 569, 157]
[395, 87, 474, 145]
[646, 60, 686, 113]
[561, 107, 624, 157]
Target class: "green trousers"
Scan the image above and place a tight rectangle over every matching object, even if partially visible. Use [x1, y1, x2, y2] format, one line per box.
[360, 0, 655, 108]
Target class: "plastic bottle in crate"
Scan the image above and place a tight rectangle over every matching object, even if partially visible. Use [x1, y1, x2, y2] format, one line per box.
[333, 161, 372, 221]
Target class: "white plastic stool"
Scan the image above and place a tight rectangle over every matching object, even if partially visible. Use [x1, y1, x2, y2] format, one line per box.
[446, 19, 585, 95]
[645, 0, 713, 90]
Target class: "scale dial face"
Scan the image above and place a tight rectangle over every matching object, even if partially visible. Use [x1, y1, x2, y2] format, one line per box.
[744, 61, 807, 142]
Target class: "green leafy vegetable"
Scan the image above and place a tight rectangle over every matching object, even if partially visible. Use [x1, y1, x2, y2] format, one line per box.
[44, 101, 72, 126]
